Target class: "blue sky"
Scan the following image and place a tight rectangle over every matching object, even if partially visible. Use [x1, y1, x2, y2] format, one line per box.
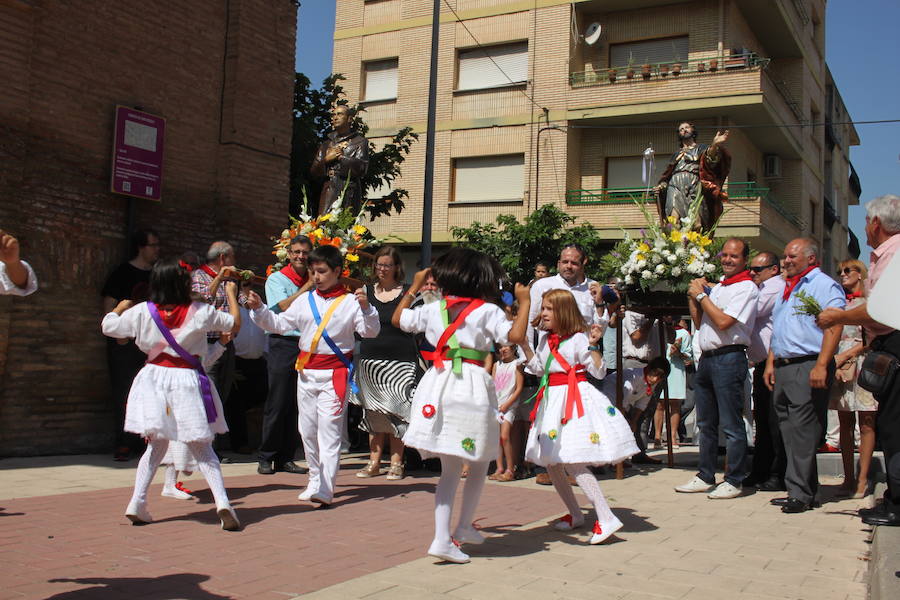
[295, 1, 899, 252]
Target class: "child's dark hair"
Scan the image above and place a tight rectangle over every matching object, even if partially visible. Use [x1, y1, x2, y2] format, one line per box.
[150, 258, 192, 306]
[308, 245, 343, 270]
[432, 247, 503, 304]
[646, 356, 672, 378]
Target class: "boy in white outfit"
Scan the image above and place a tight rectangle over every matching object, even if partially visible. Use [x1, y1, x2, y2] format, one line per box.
[247, 245, 379, 505]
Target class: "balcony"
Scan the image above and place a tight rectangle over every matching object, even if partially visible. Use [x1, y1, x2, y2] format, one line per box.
[570, 54, 770, 88]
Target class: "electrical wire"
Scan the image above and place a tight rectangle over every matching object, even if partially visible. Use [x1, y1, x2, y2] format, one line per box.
[568, 119, 900, 130]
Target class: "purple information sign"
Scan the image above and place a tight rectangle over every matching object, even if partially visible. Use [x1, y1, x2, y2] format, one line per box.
[110, 106, 166, 201]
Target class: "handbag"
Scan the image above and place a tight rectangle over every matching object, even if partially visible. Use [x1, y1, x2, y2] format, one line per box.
[857, 350, 900, 396]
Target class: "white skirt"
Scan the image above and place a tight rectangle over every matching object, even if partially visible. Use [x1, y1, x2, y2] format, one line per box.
[161, 441, 199, 472]
[124, 364, 228, 443]
[402, 362, 499, 462]
[525, 381, 639, 466]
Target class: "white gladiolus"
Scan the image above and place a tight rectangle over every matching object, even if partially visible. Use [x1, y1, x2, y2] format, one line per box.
[671, 266, 682, 276]
[637, 260, 647, 269]
[655, 263, 666, 274]
[667, 254, 677, 264]
[641, 270, 653, 280]
[704, 263, 715, 273]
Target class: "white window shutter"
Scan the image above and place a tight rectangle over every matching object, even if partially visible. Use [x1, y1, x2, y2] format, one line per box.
[364, 59, 398, 102]
[454, 155, 525, 202]
[457, 42, 528, 91]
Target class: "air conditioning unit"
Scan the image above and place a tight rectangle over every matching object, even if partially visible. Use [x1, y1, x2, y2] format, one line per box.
[764, 154, 782, 178]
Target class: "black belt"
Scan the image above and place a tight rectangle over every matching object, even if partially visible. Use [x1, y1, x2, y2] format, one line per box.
[624, 356, 648, 364]
[773, 354, 818, 368]
[270, 334, 300, 342]
[701, 344, 747, 359]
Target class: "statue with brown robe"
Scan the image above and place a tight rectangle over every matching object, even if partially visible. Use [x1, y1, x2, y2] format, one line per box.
[311, 105, 369, 215]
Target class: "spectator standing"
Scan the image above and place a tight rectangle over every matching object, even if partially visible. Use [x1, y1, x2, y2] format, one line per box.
[655, 318, 692, 449]
[102, 228, 160, 461]
[745, 252, 787, 491]
[763, 238, 844, 513]
[830, 259, 877, 499]
[675, 238, 758, 499]
[0, 229, 38, 296]
[257, 235, 312, 475]
[231, 284, 269, 456]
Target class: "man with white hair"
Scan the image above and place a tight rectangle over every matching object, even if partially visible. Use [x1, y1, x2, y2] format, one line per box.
[192, 241, 242, 454]
[819, 194, 900, 526]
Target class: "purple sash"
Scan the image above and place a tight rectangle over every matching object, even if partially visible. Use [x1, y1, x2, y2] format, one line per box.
[147, 302, 218, 424]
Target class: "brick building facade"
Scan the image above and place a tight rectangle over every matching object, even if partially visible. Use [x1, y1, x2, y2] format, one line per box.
[0, 0, 296, 455]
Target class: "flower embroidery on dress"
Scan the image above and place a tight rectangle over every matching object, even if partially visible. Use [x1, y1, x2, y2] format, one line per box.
[590, 432, 600, 444]
[606, 406, 616, 417]
[548, 429, 558, 440]
[461, 437, 475, 452]
[422, 404, 436, 418]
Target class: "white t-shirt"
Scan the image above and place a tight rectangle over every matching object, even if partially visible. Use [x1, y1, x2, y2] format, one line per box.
[602, 367, 652, 411]
[620, 310, 660, 361]
[696, 279, 759, 352]
[399, 301, 511, 353]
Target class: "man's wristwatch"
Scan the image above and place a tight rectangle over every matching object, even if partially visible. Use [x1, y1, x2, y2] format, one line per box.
[694, 292, 708, 303]
[588, 345, 602, 351]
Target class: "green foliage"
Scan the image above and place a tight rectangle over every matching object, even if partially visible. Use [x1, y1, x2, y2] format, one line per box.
[289, 73, 418, 220]
[450, 205, 610, 284]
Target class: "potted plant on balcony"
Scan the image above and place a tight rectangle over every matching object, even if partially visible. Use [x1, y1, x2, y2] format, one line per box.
[672, 53, 683, 76]
[660, 64, 669, 78]
[709, 58, 719, 71]
[626, 52, 636, 80]
[641, 63, 652, 80]
[608, 67, 617, 83]
[697, 61, 706, 72]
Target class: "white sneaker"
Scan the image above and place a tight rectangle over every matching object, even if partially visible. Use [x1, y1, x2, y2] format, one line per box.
[452, 526, 485, 545]
[674, 476, 716, 493]
[427, 540, 470, 564]
[125, 500, 152, 525]
[161, 486, 194, 501]
[297, 487, 315, 501]
[589, 518, 623, 545]
[707, 481, 742, 499]
[310, 493, 332, 506]
[216, 505, 241, 531]
[553, 513, 585, 531]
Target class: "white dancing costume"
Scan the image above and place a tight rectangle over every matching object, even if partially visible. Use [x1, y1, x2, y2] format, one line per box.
[101, 302, 233, 443]
[399, 300, 511, 462]
[0, 260, 38, 296]
[525, 332, 639, 467]
[251, 290, 379, 503]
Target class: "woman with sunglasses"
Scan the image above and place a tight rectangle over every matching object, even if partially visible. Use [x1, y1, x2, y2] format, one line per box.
[830, 259, 877, 498]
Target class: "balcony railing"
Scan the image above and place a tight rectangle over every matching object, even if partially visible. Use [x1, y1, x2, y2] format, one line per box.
[570, 53, 770, 88]
[565, 181, 801, 228]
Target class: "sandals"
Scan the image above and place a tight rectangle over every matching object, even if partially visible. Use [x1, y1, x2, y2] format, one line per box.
[355, 460, 382, 478]
[386, 463, 405, 480]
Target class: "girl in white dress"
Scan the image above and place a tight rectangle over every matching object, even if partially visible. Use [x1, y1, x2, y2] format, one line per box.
[392, 248, 531, 564]
[101, 259, 242, 530]
[521, 289, 639, 545]
[490, 343, 524, 481]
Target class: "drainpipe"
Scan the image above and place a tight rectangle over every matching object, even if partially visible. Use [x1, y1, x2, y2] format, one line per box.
[718, 0, 725, 62]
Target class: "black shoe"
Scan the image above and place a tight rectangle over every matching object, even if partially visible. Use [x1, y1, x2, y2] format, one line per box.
[781, 498, 815, 513]
[861, 508, 900, 526]
[257, 460, 275, 475]
[277, 461, 309, 474]
[770, 496, 791, 506]
[756, 478, 787, 492]
[858, 504, 886, 519]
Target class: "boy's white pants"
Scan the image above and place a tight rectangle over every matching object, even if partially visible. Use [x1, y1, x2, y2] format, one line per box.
[297, 368, 347, 502]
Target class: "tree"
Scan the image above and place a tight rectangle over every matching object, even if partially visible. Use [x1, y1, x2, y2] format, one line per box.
[289, 73, 418, 220]
[450, 204, 610, 284]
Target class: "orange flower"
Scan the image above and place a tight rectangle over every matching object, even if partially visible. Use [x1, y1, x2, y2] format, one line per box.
[342, 268, 350, 278]
[330, 237, 342, 247]
[266, 265, 274, 277]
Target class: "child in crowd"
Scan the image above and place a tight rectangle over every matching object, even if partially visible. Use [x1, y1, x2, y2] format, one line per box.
[101, 258, 242, 530]
[490, 343, 524, 481]
[604, 357, 672, 444]
[521, 289, 639, 545]
[392, 248, 530, 564]
[246, 245, 379, 506]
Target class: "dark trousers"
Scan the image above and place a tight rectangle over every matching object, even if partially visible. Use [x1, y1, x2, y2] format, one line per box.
[208, 341, 235, 451]
[694, 350, 749, 487]
[106, 340, 146, 452]
[773, 360, 833, 504]
[258, 336, 300, 465]
[748, 365, 786, 483]
[873, 332, 900, 506]
[229, 355, 267, 451]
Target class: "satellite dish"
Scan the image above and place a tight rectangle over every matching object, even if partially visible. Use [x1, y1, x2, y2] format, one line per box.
[584, 22, 602, 46]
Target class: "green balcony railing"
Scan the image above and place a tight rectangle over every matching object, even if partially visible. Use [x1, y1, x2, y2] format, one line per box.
[565, 180, 801, 228]
[570, 53, 770, 88]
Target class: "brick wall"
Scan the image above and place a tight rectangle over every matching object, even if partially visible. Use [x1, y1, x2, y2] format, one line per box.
[0, 0, 296, 456]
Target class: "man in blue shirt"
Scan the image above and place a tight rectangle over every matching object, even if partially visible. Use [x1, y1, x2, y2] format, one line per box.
[763, 238, 844, 513]
[257, 235, 313, 475]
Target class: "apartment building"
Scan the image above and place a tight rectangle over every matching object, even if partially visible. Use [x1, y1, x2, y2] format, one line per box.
[332, 0, 859, 265]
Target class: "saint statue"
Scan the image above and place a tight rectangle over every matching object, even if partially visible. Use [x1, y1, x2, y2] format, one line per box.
[311, 104, 369, 215]
[654, 122, 731, 231]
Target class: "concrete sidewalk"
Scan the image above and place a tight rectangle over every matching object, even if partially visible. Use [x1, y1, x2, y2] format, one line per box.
[0, 449, 873, 599]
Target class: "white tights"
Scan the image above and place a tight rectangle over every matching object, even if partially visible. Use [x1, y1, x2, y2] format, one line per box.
[433, 457, 488, 545]
[130, 438, 230, 508]
[547, 463, 617, 525]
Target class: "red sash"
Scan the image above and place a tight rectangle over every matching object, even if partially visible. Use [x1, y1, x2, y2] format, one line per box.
[148, 353, 201, 369]
[529, 334, 587, 424]
[300, 352, 355, 406]
[422, 297, 485, 371]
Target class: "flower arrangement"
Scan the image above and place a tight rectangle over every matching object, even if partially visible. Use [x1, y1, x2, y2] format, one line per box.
[609, 191, 721, 294]
[267, 188, 377, 279]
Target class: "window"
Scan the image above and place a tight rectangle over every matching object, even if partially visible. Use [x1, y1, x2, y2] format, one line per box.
[606, 156, 646, 189]
[363, 58, 398, 102]
[457, 42, 528, 91]
[609, 36, 689, 68]
[453, 155, 524, 202]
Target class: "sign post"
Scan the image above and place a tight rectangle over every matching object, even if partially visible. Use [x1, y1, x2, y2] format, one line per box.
[110, 106, 166, 202]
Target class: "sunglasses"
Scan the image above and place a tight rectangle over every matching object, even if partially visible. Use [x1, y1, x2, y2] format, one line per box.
[841, 267, 860, 275]
[749, 264, 776, 273]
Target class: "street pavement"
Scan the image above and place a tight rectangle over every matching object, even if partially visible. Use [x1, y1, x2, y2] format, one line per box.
[0, 449, 872, 599]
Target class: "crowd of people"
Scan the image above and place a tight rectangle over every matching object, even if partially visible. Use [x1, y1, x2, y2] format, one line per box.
[2, 192, 899, 562]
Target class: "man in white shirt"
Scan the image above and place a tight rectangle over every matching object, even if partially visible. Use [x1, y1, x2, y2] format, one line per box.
[745, 252, 787, 491]
[0, 230, 37, 296]
[675, 238, 758, 499]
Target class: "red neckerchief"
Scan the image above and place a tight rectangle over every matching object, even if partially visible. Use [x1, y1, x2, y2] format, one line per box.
[783, 264, 818, 300]
[156, 304, 190, 329]
[200, 264, 218, 278]
[316, 284, 347, 299]
[846, 290, 863, 301]
[721, 269, 753, 286]
[280, 264, 308, 289]
[443, 295, 478, 310]
[644, 373, 653, 396]
[674, 325, 685, 330]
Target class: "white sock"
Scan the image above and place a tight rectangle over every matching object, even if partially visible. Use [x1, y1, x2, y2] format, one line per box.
[569, 464, 618, 524]
[130, 439, 169, 506]
[456, 460, 488, 532]
[434, 456, 463, 546]
[548, 463, 582, 519]
[186, 441, 230, 508]
[163, 465, 178, 493]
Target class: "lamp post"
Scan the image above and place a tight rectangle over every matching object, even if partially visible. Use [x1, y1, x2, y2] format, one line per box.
[533, 124, 564, 211]
[420, 0, 441, 267]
